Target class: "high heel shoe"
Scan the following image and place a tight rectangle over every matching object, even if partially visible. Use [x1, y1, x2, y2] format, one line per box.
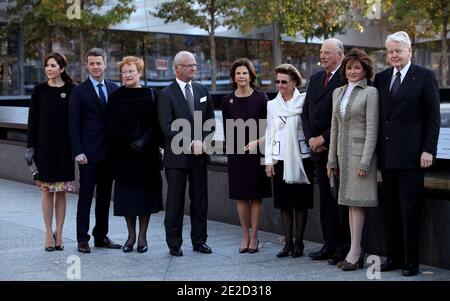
[341, 251, 365, 271]
[239, 240, 249, 253]
[137, 245, 148, 253]
[276, 240, 293, 258]
[45, 232, 55, 252]
[337, 260, 348, 268]
[137, 238, 148, 253]
[248, 240, 259, 254]
[239, 247, 249, 253]
[54, 232, 64, 251]
[292, 240, 304, 258]
[122, 239, 136, 253]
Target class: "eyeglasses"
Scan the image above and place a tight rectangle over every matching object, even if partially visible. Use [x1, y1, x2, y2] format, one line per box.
[387, 49, 407, 55]
[178, 64, 197, 68]
[121, 70, 138, 75]
[275, 80, 290, 85]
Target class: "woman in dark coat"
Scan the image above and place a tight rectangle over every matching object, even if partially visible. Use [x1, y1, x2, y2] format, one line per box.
[26, 51, 76, 252]
[108, 56, 163, 253]
[222, 58, 272, 254]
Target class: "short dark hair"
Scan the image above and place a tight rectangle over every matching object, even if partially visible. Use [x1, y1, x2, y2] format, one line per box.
[341, 48, 374, 82]
[229, 58, 257, 89]
[85, 48, 107, 62]
[273, 64, 303, 87]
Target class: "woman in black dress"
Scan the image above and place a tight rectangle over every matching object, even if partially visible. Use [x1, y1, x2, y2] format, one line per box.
[222, 58, 271, 254]
[265, 64, 314, 258]
[26, 51, 76, 252]
[108, 56, 163, 253]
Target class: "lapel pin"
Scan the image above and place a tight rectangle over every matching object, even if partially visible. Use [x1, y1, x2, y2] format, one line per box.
[230, 98, 233, 104]
[60, 92, 66, 99]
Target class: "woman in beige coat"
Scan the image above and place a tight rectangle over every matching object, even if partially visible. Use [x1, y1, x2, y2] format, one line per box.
[327, 48, 379, 271]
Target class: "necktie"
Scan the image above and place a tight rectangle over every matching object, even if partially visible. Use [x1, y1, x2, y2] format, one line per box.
[97, 83, 107, 105]
[323, 72, 332, 88]
[185, 84, 195, 115]
[390, 71, 401, 97]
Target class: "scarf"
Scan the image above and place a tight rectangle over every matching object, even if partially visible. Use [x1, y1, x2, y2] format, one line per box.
[272, 88, 310, 184]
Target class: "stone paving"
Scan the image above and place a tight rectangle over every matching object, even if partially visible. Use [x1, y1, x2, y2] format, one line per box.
[1, 178, 449, 281]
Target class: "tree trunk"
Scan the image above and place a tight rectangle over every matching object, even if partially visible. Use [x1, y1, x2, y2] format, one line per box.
[441, 17, 449, 87]
[79, 30, 86, 82]
[209, 4, 217, 91]
[272, 21, 282, 89]
[143, 35, 148, 87]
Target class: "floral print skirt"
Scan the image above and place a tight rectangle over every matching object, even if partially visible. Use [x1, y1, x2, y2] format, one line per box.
[36, 181, 76, 192]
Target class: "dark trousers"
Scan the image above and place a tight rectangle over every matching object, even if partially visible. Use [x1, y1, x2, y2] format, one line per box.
[381, 169, 425, 266]
[314, 160, 350, 253]
[164, 165, 208, 249]
[76, 160, 113, 243]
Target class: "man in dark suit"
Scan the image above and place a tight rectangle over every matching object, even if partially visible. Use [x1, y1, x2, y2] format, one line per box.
[69, 48, 121, 253]
[301, 38, 350, 264]
[158, 51, 215, 256]
[374, 31, 440, 276]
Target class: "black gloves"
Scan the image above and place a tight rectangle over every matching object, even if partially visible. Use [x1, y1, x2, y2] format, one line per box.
[24, 147, 35, 166]
[131, 139, 144, 154]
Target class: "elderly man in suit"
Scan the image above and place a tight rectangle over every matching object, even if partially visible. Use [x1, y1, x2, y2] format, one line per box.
[158, 51, 215, 256]
[301, 38, 350, 264]
[374, 31, 440, 276]
[69, 48, 121, 253]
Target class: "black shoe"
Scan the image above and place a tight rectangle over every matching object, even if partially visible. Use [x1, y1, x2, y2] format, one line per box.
[248, 240, 259, 254]
[94, 237, 122, 249]
[53, 232, 64, 251]
[309, 247, 336, 260]
[276, 241, 294, 258]
[292, 241, 304, 258]
[380, 259, 402, 272]
[137, 245, 148, 253]
[193, 243, 212, 254]
[170, 247, 183, 256]
[239, 247, 249, 253]
[45, 246, 55, 252]
[77, 242, 91, 254]
[328, 253, 346, 265]
[402, 264, 419, 277]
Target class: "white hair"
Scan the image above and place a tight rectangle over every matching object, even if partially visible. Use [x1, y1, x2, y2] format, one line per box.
[385, 31, 412, 48]
[324, 38, 344, 55]
[173, 51, 194, 72]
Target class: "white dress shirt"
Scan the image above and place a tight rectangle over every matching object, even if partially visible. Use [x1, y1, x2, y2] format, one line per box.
[89, 76, 108, 103]
[340, 81, 358, 116]
[176, 77, 194, 100]
[390, 60, 411, 89]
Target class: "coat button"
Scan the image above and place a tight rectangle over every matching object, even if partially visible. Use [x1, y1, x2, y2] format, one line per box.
[385, 136, 389, 140]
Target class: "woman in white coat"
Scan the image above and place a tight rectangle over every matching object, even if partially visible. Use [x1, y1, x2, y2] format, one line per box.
[265, 64, 314, 258]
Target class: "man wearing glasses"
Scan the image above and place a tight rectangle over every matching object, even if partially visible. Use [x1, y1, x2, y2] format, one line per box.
[158, 51, 215, 256]
[374, 31, 440, 276]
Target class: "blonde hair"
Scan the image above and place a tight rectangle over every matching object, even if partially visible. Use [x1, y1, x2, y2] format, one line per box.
[118, 56, 144, 73]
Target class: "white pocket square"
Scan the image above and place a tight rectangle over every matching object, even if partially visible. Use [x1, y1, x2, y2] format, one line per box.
[200, 96, 207, 103]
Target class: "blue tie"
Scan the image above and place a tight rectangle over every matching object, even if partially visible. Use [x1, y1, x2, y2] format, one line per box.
[390, 72, 401, 97]
[97, 83, 107, 105]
